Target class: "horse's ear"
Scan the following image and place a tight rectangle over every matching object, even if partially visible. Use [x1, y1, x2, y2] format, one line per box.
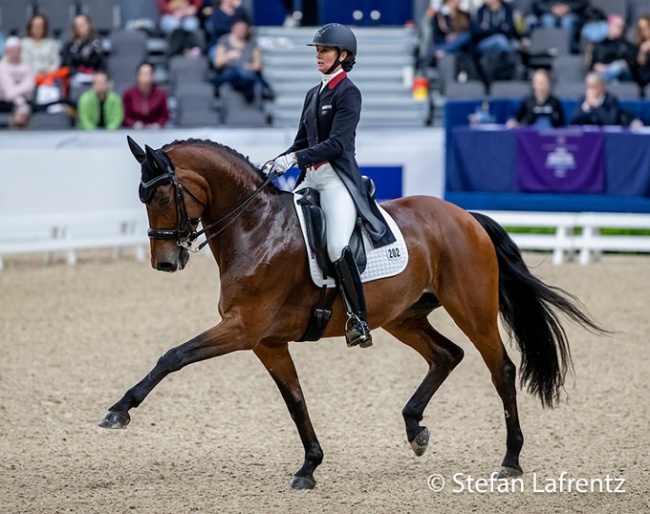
[127, 136, 146, 163]
[144, 144, 161, 173]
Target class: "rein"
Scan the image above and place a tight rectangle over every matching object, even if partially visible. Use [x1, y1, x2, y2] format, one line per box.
[146, 160, 278, 252]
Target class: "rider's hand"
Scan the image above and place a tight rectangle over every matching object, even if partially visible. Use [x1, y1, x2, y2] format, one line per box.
[271, 153, 297, 175]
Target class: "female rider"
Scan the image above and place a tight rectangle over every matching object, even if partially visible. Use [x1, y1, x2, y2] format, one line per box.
[267, 24, 395, 349]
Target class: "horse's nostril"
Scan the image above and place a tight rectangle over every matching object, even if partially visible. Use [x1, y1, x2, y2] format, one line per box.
[156, 261, 176, 272]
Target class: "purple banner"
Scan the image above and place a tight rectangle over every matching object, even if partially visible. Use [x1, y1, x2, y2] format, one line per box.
[516, 129, 605, 193]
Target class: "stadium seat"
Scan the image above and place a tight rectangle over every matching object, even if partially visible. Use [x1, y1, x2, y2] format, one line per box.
[554, 81, 587, 99]
[168, 56, 208, 91]
[590, 0, 629, 20]
[35, 0, 76, 38]
[108, 54, 141, 95]
[29, 111, 73, 130]
[529, 27, 570, 58]
[109, 29, 147, 59]
[444, 81, 487, 101]
[0, 0, 35, 36]
[490, 81, 530, 98]
[608, 81, 641, 100]
[175, 82, 219, 127]
[80, 0, 120, 34]
[219, 84, 267, 127]
[552, 55, 586, 84]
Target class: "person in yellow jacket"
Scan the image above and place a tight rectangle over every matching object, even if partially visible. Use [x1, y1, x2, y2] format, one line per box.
[77, 70, 124, 130]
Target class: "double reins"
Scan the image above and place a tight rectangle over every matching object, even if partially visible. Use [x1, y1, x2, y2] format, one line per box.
[146, 160, 278, 252]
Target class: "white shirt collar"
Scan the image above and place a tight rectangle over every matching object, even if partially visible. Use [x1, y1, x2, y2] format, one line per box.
[320, 68, 345, 92]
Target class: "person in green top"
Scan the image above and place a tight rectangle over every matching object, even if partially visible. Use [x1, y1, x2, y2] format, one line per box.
[77, 70, 124, 130]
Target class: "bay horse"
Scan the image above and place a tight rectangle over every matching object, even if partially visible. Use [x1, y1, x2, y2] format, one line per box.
[99, 137, 602, 490]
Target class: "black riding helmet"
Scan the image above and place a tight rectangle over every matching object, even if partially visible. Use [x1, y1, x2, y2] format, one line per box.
[307, 23, 357, 74]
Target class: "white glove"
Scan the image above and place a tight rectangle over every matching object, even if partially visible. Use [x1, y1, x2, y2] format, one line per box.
[271, 153, 297, 175]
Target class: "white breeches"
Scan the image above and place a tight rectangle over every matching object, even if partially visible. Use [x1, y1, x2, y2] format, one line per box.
[299, 162, 357, 262]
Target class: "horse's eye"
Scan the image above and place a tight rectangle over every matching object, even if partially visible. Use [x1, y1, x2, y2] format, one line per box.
[157, 195, 172, 207]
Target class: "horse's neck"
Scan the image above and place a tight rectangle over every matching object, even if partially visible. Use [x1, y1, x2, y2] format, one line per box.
[200, 153, 297, 266]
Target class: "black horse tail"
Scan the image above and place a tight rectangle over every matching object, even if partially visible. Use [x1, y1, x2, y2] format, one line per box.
[470, 212, 605, 408]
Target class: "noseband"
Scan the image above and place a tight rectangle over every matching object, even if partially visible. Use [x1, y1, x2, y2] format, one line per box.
[144, 158, 278, 252]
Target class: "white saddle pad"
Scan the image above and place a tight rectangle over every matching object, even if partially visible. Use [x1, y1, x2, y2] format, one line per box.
[293, 192, 409, 288]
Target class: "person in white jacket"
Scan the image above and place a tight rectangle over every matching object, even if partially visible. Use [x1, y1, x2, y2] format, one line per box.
[0, 37, 35, 128]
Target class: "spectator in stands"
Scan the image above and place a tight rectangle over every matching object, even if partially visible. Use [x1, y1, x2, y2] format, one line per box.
[207, 0, 250, 63]
[22, 15, 61, 78]
[0, 37, 35, 128]
[506, 69, 564, 128]
[212, 17, 273, 102]
[634, 14, 650, 87]
[61, 15, 106, 85]
[588, 15, 636, 83]
[158, 0, 202, 33]
[429, 0, 471, 62]
[533, 0, 586, 53]
[22, 15, 68, 106]
[471, 0, 520, 82]
[472, 0, 518, 55]
[77, 70, 123, 130]
[122, 62, 169, 129]
[569, 71, 628, 125]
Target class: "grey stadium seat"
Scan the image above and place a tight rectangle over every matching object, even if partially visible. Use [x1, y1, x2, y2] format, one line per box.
[109, 29, 147, 59]
[80, 0, 120, 33]
[554, 81, 587, 100]
[35, 0, 76, 37]
[0, 0, 35, 36]
[175, 82, 219, 127]
[219, 84, 267, 127]
[29, 111, 73, 130]
[552, 55, 587, 84]
[168, 56, 208, 91]
[608, 81, 641, 100]
[444, 81, 487, 101]
[490, 81, 530, 98]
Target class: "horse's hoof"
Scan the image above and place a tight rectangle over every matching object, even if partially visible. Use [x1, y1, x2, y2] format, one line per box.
[289, 475, 316, 490]
[497, 466, 523, 479]
[98, 410, 131, 429]
[409, 427, 430, 457]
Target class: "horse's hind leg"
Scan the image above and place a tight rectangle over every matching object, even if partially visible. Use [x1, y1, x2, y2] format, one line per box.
[446, 303, 524, 476]
[253, 343, 323, 490]
[384, 313, 464, 457]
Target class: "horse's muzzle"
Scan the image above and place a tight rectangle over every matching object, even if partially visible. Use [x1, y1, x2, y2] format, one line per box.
[152, 246, 189, 272]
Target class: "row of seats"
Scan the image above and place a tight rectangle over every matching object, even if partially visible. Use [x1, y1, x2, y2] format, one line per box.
[0, 0, 119, 36]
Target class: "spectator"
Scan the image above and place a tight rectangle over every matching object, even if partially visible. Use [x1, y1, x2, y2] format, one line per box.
[207, 0, 250, 62]
[61, 15, 106, 85]
[0, 37, 35, 128]
[472, 0, 519, 82]
[589, 15, 636, 83]
[506, 69, 564, 128]
[77, 70, 123, 130]
[212, 17, 273, 102]
[472, 0, 518, 54]
[570, 71, 628, 125]
[158, 0, 202, 33]
[22, 15, 68, 106]
[634, 14, 650, 87]
[429, 0, 471, 62]
[122, 62, 169, 129]
[533, 0, 586, 53]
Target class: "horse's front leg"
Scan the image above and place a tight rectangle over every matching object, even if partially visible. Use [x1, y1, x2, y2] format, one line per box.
[98, 318, 251, 429]
[253, 342, 323, 490]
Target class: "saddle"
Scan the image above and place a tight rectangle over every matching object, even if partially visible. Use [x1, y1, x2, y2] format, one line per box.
[295, 176, 376, 279]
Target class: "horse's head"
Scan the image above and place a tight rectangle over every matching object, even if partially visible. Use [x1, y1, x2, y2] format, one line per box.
[127, 136, 208, 272]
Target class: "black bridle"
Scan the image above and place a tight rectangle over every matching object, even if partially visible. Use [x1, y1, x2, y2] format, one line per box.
[145, 161, 278, 252]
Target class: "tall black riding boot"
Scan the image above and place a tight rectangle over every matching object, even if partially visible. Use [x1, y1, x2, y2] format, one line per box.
[333, 247, 373, 348]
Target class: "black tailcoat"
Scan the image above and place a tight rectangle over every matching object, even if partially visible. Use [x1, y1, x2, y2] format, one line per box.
[284, 72, 395, 248]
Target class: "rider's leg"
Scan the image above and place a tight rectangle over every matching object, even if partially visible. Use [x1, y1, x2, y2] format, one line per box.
[317, 165, 373, 348]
